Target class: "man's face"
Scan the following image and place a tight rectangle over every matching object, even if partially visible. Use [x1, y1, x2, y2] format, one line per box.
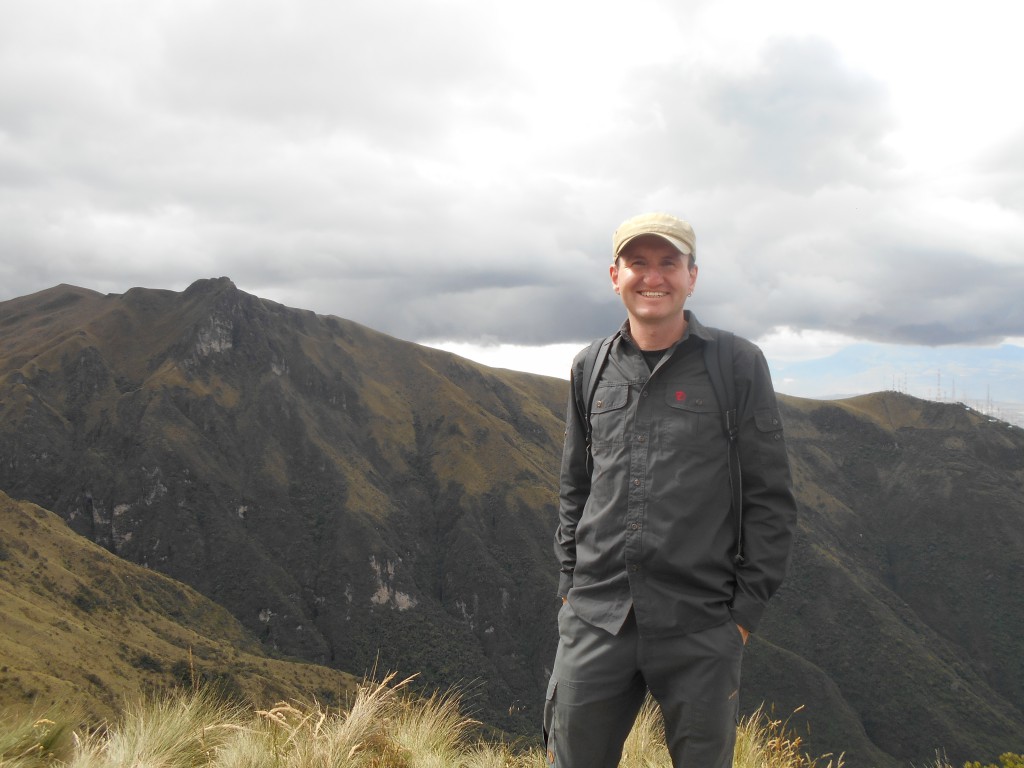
[610, 235, 698, 329]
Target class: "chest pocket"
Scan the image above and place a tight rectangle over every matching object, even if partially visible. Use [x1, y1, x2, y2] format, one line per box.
[661, 384, 721, 451]
[590, 385, 629, 444]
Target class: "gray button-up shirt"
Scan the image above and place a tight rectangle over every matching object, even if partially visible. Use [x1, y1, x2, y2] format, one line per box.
[554, 312, 797, 637]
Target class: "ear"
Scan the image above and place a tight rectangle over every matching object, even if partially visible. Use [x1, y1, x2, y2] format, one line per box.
[609, 263, 621, 294]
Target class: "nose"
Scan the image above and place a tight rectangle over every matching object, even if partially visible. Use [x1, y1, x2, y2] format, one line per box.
[643, 265, 666, 284]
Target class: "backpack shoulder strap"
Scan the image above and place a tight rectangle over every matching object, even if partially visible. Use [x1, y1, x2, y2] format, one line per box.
[574, 334, 614, 473]
[703, 329, 737, 436]
[583, 336, 613, 415]
[703, 329, 744, 564]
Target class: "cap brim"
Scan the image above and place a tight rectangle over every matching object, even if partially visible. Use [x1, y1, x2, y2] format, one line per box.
[616, 232, 692, 257]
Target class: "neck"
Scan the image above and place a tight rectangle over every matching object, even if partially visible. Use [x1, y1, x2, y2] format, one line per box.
[628, 313, 688, 351]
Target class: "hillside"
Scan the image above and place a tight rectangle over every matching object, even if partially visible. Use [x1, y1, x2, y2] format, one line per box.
[0, 278, 567, 736]
[0, 489, 359, 722]
[757, 393, 1024, 764]
[1, 279, 1022, 764]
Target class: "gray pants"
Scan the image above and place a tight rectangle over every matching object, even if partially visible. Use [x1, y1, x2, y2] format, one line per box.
[543, 604, 744, 768]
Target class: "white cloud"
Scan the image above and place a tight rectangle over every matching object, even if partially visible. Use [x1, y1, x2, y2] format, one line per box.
[1, 0, 1023, 397]
[755, 327, 858, 363]
[422, 340, 581, 380]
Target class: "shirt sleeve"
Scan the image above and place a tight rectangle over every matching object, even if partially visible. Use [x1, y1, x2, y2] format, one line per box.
[554, 359, 591, 597]
[730, 340, 798, 632]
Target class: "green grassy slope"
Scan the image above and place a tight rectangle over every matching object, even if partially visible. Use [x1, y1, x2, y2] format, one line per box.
[0, 490, 359, 723]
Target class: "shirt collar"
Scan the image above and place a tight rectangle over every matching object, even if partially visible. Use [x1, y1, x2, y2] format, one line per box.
[684, 311, 714, 343]
[619, 310, 713, 350]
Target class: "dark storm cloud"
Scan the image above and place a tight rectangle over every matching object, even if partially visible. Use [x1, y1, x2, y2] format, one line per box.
[571, 38, 1024, 350]
[595, 38, 896, 195]
[0, 2, 1022, 354]
[708, 39, 897, 192]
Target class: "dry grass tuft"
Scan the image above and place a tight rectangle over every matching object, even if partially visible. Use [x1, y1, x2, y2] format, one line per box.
[388, 686, 476, 767]
[734, 705, 844, 768]
[619, 696, 670, 768]
[67, 688, 243, 768]
[0, 710, 75, 768]
[0, 679, 843, 768]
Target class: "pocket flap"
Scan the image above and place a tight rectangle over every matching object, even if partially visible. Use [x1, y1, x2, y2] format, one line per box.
[592, 385, 628, 413]
[754, 407, 783, 433]
[664, 384, 718, 413]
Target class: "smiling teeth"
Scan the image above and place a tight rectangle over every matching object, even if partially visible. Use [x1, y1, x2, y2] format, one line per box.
[640, 291, 667, 297]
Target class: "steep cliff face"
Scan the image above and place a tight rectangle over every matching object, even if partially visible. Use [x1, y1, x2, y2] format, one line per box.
[0, 278, 566, 734]
[2, 280, 1023, 764]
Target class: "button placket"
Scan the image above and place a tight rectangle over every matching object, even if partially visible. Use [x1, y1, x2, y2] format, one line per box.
[626, 379, 653, 573]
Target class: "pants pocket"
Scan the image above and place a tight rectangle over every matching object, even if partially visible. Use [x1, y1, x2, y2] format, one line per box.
[542, 678, 557, 764]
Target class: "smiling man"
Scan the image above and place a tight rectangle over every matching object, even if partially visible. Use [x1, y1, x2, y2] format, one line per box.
[543, 212, 798, 767]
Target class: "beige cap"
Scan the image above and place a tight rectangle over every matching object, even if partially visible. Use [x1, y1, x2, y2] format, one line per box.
[612, 212, 696, 261]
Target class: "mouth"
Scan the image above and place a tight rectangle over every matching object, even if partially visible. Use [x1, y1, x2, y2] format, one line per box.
[639, 291, 668, 298]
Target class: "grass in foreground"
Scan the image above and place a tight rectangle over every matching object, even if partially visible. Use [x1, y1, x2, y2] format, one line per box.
[0, 676, 841, 768]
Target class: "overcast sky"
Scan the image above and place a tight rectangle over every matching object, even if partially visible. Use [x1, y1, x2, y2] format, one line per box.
[2, 0, 1023, 405]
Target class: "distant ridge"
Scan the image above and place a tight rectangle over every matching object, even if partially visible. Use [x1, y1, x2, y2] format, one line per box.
[772, 340, 1024, 424]
[1, 279, 1022, 765]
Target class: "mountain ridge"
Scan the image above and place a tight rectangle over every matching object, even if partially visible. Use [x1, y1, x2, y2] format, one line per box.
[1, 279, 1022, 765]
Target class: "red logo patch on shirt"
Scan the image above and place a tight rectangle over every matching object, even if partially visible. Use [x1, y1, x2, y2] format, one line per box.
[675, 390, 687, 402]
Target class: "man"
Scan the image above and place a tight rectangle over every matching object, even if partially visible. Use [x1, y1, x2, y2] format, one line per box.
[543, 212, 797, 767]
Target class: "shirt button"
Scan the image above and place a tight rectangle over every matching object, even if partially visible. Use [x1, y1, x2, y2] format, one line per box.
[633, 478, 641, 486]
[629, 522, 640, 530]
[641, 391, 649, 398]
[595, 400, 603, 408]
[636, 434, 645, 442]
[630, 564, 640, 573]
